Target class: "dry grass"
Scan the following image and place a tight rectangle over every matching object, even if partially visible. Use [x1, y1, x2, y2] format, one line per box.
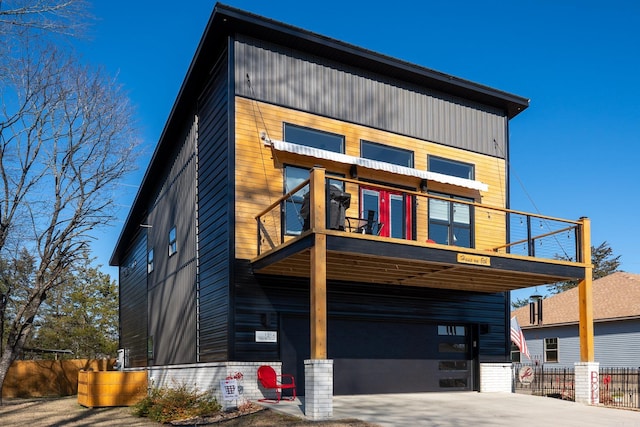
[171, 402, 380, 426]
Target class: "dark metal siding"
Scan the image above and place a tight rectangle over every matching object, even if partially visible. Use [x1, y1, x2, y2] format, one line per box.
[146, 118, 198, 365]
[233, 259, 508, 370]
[197, 49, 232, 362]
[118, 231, 148, 368]
[234, 36, 507, 158]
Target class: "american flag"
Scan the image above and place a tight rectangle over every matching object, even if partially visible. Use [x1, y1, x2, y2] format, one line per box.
[510, 316, 530, 359]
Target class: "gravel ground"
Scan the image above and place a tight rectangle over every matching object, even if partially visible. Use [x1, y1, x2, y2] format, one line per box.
[0, 396, 161, 426]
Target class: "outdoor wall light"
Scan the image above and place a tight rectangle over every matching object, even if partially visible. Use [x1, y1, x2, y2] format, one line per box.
[350, 164, 358, 179]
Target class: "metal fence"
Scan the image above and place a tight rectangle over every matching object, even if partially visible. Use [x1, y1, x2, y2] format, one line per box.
[513, 364, 640, 410]
[513, 364, 574, 401]
[600, 367, 640, 409]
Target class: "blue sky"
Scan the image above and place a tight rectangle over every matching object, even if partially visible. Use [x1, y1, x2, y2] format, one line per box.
[77, 1, 640, 303]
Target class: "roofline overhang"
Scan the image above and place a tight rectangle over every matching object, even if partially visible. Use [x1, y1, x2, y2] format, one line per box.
[110, 2, 530, 266]
[520, 315, 640, 330]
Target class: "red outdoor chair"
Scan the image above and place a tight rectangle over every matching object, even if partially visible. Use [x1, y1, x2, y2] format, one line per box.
[257, 365, 296, 402]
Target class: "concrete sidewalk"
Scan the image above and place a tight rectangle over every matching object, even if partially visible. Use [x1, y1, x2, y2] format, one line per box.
[263, 392, 640, 426]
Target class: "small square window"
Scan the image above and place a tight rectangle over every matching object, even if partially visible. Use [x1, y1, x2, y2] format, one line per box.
[147, 248, 154, 273]
[168, 226, 177, 257]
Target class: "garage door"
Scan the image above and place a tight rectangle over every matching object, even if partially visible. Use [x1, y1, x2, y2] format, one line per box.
[280, 316, 474, 395]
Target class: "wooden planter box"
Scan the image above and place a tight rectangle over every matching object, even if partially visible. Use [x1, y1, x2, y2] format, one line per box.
[77, 371, 147, 407]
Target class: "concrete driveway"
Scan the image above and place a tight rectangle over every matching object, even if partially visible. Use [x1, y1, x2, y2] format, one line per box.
[265, 392, 640, 427]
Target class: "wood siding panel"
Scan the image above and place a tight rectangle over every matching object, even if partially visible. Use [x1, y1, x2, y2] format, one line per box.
[234, 36, 508, 157]
[118, 231, 148, 368]
[197, 52, 232, 362]
[235, 98, 507, 259]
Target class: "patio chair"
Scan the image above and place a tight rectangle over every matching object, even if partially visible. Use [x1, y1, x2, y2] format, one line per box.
[257, 365, 296, 402]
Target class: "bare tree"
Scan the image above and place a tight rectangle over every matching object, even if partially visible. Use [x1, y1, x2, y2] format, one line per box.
[0, 0, 89, 36]
[0, 40, 139, 394]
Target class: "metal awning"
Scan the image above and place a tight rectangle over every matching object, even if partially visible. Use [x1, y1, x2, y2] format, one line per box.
[266, 139, 489, 192]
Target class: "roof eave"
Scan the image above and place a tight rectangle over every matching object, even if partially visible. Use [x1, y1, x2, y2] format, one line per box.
[110, 2, 530, 265]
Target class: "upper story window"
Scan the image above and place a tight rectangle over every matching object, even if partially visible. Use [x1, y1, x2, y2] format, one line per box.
[284, 123, 344, 153]
[428, 192, 474, 248]
[361, 140, 414, 167]
[168, 226, 177, 257]
[147, 248, 154, 273]
[284, 166, 310, 235]
[284, 165, 345, 236]
[429, 156, 474, 180]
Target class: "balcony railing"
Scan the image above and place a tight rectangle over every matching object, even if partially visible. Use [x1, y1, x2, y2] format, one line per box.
[255, 168, 586, 264]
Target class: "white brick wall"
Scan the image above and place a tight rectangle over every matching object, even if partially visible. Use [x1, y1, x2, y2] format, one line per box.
[574, 362, 599, 405]
[479, 363, 513, 392]
[304, 359, 333, 421]
[147, 361, 281, 409]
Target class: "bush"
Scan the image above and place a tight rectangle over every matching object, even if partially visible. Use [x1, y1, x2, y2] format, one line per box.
[132, 383, 222, 423]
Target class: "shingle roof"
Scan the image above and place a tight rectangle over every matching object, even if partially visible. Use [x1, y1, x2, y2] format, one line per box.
[512, 272, 640, 328]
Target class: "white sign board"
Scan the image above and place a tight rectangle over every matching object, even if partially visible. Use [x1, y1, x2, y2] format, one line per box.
[221, 379, 239, 400]
[255, 330, 278, 343]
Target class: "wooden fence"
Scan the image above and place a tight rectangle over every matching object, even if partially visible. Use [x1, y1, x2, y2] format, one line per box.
[2, 359, 115, 398]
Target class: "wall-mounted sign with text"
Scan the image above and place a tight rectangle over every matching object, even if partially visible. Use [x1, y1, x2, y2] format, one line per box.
[255, 330, 278, 343]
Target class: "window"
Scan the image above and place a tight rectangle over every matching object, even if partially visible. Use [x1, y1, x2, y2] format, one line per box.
[544, 337, 558, 363]
[284, 165, 344, 235]
[359, 187, 411, 238]
[438, 325, 466, 336]
[284, 123, 344, 153]
[361, 140, 414, 167]
[284, 166, 309, 235]
[147, 248, 154, 273]
[429, 156, 474, 180]
[428, 193, 474, 248]
[510, 343, 521, 363]
[439, 361, 468, 370]
[439, 378, 468, 388]
[168, 226, 177, 257]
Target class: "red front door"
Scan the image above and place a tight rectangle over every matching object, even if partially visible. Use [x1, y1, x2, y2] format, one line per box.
[360, 187, 412, 239]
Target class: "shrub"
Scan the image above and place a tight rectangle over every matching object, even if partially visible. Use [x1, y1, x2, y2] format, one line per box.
[132, 383, 222, 423]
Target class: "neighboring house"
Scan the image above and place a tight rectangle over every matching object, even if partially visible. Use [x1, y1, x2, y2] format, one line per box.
[110, 3, 589, 408]
[512, 272, 640, 368]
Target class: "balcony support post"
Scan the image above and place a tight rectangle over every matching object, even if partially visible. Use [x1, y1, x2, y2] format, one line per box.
[306, 167, 333, 420]
[309, 167, 327, 359]
[578, 217, 594, 362]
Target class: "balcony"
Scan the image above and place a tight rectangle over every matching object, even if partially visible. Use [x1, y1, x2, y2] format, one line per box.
[252, 167, 589, 293]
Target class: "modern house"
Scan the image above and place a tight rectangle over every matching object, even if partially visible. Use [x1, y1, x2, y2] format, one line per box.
[512, 272, 640, 368]
[110, 3, 593, 418]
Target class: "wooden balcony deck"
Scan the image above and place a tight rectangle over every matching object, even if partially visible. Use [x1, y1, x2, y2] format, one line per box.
[252, 230, 586, 293]
[252, 168, 589, 293]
